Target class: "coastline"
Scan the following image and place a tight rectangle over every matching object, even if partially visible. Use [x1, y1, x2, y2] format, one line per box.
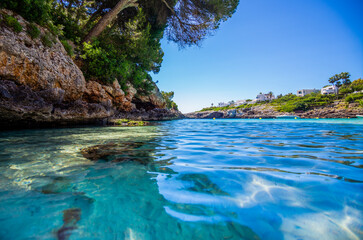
[185, 101, 363, 119]
[0, 10, 183, 130]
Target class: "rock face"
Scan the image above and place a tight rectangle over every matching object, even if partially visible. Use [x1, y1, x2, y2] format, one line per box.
[116, 108, 184, 121]
[132, 82, 166, 110]
[0, 80, 113, 127]
[0, 10, 181, 128]
[0, 10, 86, 102]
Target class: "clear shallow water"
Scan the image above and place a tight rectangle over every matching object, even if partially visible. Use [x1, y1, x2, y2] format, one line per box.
[0, 119, 362, 240]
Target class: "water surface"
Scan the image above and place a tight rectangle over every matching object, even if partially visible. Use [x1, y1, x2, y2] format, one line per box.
[0, 119, 362, 239]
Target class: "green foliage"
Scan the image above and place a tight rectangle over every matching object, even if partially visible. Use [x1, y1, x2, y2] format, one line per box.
[198, 93, 337, 113]
[345, 92, 363, 103]
[2, 0, 238, 99]
[112, 119, 148, 126]
[0, 0, 51, 25]
[338, 86, 353, 95]
[351, 78, 363, 92]
[335, 78, 363, 97]
[81, 40, 129, 84]
[328, 72, 351, 87]
[47, 21, 64, 37]
[50, 8, 82, 42]
[61, 40, 74, 56]
[81, 10, 163, 94]
[41, 32, 54, 47]
[26, 23, 40, 39]
[199, 102, 262, 112]
[271, 93, 335, 112]
[3, 14, 22, 33]
[161, 91, 178, 110]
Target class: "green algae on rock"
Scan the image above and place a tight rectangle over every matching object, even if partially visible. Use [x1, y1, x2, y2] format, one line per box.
[109, 119, 149, 126]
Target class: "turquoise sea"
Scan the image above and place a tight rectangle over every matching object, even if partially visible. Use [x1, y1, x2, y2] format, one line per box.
[0, 119, 362, 240]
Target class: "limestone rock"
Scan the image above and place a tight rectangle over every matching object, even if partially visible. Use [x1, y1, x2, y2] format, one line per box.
[133, 82, 166, 110]
[0, 10, 182, 128]
[0, 80, 113, 128]
[0, 10, 86, 101]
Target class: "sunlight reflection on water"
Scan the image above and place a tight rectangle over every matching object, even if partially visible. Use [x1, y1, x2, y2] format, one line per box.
[0, 119, 362, 239]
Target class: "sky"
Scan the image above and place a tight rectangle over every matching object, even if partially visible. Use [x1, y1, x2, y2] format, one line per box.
[152, 0, 363, 113]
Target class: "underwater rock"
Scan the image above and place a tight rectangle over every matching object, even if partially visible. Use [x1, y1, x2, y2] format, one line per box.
[81, 142, 153, 164]
[108, 118, 149, 126]
[57, 208, 81, 240]
[178, 173, 230, 196]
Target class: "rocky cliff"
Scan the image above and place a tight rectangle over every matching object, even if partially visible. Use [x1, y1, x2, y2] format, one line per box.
[0, 10, 182, 129]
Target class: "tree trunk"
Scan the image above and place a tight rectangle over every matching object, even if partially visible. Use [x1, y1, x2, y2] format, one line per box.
[82, 0, 138, 43]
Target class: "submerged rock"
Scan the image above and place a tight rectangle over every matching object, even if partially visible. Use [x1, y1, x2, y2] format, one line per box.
[109, 119, 149, 126]
[81, 142, 154, 164]
[57, 208, 81, 240]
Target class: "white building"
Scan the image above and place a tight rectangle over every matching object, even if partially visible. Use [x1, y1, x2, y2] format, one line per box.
[296, 89, 320, 97]
[234, 100, 247, 106]
[321, 85, 338, 95]
[256, 93, 275, 102]
[218, 102, 228, 107]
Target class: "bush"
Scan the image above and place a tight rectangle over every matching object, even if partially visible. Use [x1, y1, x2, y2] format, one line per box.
[81, 40, 130, 84]
[351, 78, 363, 92]
[338, 86, 353, 95]
[3, 14, 22, 33]
[50, 9, 83, 43]
[0, 0, 51, 25]
[61, 40, 74, 56]
[161, 91, 178, 110]
[345, 92, 363, 103]
[41, 32, 54, 47]
[277, 103, 296, 112]
[26, 23, 40, 39]
[272, 93, 334, 112]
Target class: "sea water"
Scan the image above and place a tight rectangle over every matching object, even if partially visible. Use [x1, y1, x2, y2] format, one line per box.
[0, 119, 362, 240]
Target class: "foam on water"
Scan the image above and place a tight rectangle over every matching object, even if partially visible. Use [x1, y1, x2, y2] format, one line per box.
[0, 119, 362, 239]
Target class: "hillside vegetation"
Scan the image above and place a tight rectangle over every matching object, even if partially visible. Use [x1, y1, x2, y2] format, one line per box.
[200, 78, 363, 113]
[0, 0, 239, 100]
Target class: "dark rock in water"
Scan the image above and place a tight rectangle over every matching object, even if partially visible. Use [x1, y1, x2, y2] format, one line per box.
[57, 208, 81, 240]
[0, 79, 114, 128]
[178, 173, 230, 196]
[116, 108, 184, 121]
[185, 111, 224, 119]
[81, 142, 154, 164]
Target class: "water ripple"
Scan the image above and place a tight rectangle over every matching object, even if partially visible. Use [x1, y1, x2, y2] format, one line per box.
[0, 119, 362, 239]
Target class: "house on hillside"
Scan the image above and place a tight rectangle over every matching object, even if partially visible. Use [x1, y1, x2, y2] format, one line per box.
[218, 102, 228, 107]
[321, 85, 338, 95]
[256, 93, 275, 102]
[296, 89, 320, 97]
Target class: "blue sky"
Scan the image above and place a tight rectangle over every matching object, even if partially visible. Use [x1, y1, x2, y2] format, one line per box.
[152, 0, 363, 113]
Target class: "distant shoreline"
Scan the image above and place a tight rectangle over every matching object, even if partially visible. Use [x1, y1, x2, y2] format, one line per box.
[185, 100, 363, 119]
